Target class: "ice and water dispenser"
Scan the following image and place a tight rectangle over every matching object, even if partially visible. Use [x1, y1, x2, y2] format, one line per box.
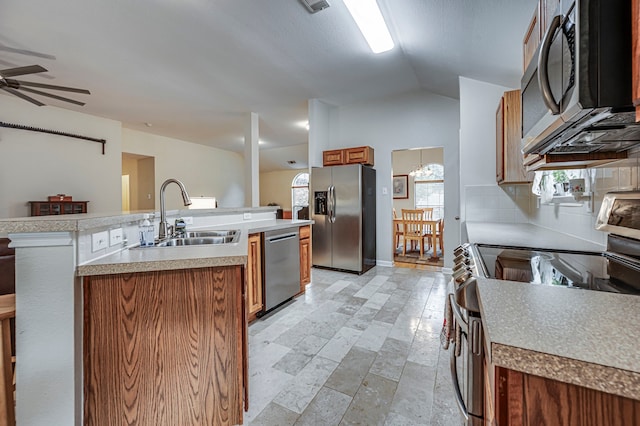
[314, 191, 327, 215]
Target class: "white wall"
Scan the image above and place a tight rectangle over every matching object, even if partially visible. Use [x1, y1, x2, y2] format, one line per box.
[327, 90, 460, 267]
[308, 99, 332, 168]
[122, 128, 245, 209]
[0, 96, 122, 220]
[259, 169, 300, 210]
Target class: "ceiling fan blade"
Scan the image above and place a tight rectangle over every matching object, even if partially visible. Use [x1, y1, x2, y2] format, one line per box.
[0, 45, 56, 60]
[14, 80, 90, 94]
[20, 87, 86, 106]
[1, 86, 45, 106]
[0, 65, 47, 78]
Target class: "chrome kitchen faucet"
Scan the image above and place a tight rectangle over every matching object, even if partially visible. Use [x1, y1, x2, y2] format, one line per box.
[158, 178, 192, 240]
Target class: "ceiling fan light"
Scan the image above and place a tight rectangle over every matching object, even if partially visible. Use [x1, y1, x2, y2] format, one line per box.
[342, 0, 394, 53]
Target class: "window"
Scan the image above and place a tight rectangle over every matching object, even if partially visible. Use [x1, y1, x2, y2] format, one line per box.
[414, 163, 444, 217]
[291, 172, 309, 211]
[532, 169, 591, 203]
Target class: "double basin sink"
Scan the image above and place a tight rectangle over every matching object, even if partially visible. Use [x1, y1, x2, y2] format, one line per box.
[155, 230, 240, 247]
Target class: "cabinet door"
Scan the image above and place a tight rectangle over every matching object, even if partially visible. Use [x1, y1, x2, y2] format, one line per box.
[523, 3, 540, 71]
[498, 90, 532, 184]
[299, 239, 311, 292]
[323, 149, 345, 166]
[345, 146, 374, 166]
[496, 97, 505, 183]
[247, 233, 263, 319]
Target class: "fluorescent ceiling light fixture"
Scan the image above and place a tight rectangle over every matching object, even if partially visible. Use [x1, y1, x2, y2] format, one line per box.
[297, 120, 310, 130]
[342, 0, 394, 53]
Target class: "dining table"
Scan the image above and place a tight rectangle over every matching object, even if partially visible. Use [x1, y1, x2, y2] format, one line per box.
[393, 217, 443, 260]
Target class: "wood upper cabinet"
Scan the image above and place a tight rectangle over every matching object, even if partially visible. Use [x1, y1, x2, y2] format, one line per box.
[323, 149, 345, 166]
[83, 266, 246, 425]
[523, 2, 540, 71]
[345, 146, 374, 166]
[634, 0, 640, 121]
[299, 225, 311, 293]
[323, 146, 374, 167]
[496, 90, 532, 184]
[247, 233, 263, 321]
[494, 366, 640, 425]
[524, 0, 560, 71]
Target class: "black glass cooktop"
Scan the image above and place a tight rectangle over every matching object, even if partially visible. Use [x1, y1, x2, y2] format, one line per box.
[473, 244, 640, 295]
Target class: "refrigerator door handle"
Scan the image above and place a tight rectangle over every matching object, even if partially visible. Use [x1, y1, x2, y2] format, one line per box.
[328, 185, 336, 223]
[326, 186, 333, 223]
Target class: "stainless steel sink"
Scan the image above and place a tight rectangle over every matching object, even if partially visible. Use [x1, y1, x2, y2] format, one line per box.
[183, 230, 239, 238]
[156, 236, 237, 246]
[134, 229, 240, 248]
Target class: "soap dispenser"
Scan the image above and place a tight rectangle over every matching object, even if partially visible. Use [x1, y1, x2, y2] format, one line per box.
[139, 214, 155, 247]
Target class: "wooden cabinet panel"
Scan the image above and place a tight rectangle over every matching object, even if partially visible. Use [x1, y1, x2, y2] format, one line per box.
[634, 0, 640, 121]
[523, 3, 540, 71]
[496, 96, 505, 183]
[524, 151, 628, 172]
[83, 266, 245, 426]
[29, 201, 88, 216]
[247, 233, 263, 321]
[496, 90, 532, 184]
[322, 146, 374, 167]
[323, 149, 345, 166]
[345, 146, 374, 166]
[495, 367, 640, 426]
[299, 225, 311, 293]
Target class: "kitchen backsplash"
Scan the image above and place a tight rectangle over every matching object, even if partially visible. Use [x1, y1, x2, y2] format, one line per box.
[465, 154, 640, 247]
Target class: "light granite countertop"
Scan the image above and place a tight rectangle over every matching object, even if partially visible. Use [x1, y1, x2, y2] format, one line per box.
[76, 219, 312, 276]
[0, 206, 280, 233]
[477, 278, 640, 400]
[465, 221, 605, 252]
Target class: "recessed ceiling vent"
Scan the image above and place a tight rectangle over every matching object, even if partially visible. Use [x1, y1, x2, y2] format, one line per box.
[300, 0, 330, 14]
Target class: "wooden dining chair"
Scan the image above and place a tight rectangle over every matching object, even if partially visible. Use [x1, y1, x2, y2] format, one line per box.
[393, 208, 404, 250]
[422, 208, 434, 249]
[401, 209, 429, 257]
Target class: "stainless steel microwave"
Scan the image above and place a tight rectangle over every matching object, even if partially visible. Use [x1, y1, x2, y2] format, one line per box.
[521, 0, 639, 156]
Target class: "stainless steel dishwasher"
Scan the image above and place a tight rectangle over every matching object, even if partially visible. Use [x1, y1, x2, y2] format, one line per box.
[263, 227, 300, 312]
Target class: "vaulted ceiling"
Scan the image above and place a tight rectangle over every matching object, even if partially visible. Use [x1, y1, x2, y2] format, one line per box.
[1, 0, 535, 171]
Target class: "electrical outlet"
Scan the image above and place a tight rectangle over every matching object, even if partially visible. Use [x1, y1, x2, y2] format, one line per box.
[243, 212, 252, 220]
[109, 228, 123, 246]
[182, 216, 194, 225]
[92, 231, 109, 252]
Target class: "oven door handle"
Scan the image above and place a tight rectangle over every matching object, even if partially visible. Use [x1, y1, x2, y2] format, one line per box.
[450, 294, 468, 334]
[450, 340, 470, 421]
[538, 14, 562, 115]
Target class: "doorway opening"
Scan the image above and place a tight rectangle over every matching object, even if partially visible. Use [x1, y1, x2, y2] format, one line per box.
[122, 153, 155, 212]
[392, 147, 444, 268]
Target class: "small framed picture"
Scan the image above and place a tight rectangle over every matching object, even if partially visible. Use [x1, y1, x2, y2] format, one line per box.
[393, 175, 409, 199]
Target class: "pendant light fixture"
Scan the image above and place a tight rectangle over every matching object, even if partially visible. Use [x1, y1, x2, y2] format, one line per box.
[409, 149, 432, 179]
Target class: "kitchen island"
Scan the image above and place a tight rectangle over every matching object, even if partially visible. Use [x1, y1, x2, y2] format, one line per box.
[0, 208, 311, 426]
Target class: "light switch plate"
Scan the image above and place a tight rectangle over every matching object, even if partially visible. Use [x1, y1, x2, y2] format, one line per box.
[182, 216, 194, 225]
[92, 231, 109, 252]
[109, 228, 123, 246]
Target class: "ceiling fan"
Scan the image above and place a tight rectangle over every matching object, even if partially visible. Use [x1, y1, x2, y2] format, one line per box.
[0, 65, 90, 106]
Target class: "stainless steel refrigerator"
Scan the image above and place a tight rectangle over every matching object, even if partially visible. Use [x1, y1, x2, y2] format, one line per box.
[311, 164, 376, 274]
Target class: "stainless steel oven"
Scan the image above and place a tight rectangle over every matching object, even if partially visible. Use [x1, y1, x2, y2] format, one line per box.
[447, 192, 640, 425]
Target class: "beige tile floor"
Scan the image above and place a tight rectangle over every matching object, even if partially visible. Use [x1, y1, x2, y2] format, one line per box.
[241, 266, 464, 426]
